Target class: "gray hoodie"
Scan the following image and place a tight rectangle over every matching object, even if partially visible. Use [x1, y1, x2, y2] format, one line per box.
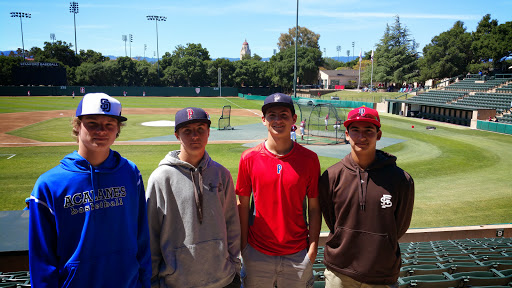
[146, 150, 241, 288]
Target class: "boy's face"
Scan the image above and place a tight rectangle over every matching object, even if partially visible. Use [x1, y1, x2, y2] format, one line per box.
[345, 121, 382, 154]
[175, 122, 210, 153]
[77, 115, 119, 153]
[262, 106, 297, 136]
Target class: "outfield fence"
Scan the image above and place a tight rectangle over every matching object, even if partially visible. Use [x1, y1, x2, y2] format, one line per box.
[477, 120, 512, 135]
[0, 86, 284, 97]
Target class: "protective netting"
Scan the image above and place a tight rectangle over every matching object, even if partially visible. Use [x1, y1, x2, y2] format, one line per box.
[217, 105, 233, 130]
[294, 102, 347, 145]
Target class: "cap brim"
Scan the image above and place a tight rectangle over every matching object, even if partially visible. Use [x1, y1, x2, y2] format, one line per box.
[344, 118, 381, 128]
[175, 119, 211, 132]
[78, 114, 127, 122]
[262, 102, 295, 114]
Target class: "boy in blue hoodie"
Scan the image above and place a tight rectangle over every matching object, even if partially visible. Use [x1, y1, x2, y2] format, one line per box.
[28, 93, 151, 287]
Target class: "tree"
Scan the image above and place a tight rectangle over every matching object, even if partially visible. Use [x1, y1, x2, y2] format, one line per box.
[371, 16, 419, 86]
[419, 21, 472, 80]
[0, 56, 22, 85]
[79, 49, 109, 64]
[171, 43, 211, 62]
[32, 41, 80, 67]
[206, 58, 236, 87]
[269, 46, 322, 91]
[471, 14, 498, 64]
[162, 44, 210, 86]
[115, 57, 138, 86]
[471, 15, 512, 71]
[323, 58, 342, 70]
[163, 56, 207, 86]
[232, 59, 270, 87]
[241, 53, 262, 61]
[278, 26, 320, 51]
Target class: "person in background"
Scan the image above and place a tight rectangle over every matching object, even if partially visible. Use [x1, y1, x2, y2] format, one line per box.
[300, 119, 306, 140]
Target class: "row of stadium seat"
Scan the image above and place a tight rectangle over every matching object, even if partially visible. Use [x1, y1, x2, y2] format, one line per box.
[497, 113, 512, 124]
[3, 238, 511, 287]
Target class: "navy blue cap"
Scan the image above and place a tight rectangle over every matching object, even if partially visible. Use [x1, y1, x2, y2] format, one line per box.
[262, 93, 295, 115]
[175, 107, 211, 132]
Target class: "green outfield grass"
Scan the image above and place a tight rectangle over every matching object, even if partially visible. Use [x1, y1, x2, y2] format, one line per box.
[321, 90, 403, 102]
[0, 96, 264, 113]
[1, 96, 511, 230]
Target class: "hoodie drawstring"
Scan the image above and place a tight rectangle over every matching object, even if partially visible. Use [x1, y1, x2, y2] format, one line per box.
[190, 167, 204, 224]
[358, 169, 367, 211]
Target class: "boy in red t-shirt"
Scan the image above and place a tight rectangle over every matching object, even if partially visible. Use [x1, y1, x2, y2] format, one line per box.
[236, 93, 321, 287]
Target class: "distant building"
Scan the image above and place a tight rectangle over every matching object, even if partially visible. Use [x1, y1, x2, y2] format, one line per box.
[240, 39, 251, 60]
[319, 69, 360, 88]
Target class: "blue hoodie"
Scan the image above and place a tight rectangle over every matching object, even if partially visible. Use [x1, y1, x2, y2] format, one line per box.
[29, 150, 151, 288]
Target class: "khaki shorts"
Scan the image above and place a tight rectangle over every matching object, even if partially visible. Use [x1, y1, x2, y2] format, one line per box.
[324, 268, 398, 288]
[241, 244, 314, 288]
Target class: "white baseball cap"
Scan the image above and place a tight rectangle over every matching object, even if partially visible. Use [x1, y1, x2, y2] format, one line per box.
[76, 93, 127, 121]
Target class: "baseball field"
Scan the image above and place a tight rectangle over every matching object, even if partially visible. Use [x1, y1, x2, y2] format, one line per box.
[0, 95, 511, 231]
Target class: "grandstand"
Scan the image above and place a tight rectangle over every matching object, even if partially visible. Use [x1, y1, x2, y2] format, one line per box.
[4, 237, 512, 287]
[312, 237, 512, 287]
[388, 74, 512, 129]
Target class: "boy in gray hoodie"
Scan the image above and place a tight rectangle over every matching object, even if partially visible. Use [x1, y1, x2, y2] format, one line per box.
[146, 107, 241, 288]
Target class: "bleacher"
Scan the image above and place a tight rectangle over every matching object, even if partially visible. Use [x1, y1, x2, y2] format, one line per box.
[497, 113, 512, 124]
[408, 90, 467, 104]
[445, 78, 510, 92]
[405, 76, 512, 116]
[2, 238, 512, 287]
[0, 271, 30, 287]
[313, 237, 512, 287]
[497, 83, 512, 94]
[452, 93, 512, 113]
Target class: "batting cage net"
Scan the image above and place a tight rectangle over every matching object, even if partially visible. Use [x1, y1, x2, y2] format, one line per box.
[217, 105, 233, 130]
[294, 102, 347, 145]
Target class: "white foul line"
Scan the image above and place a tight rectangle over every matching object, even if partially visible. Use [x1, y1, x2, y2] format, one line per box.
[220, 97, 261, 116]
[0, 154, 16, 159]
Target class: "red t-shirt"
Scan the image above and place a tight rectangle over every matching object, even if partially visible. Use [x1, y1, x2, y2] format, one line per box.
[236, 142, 320, 255]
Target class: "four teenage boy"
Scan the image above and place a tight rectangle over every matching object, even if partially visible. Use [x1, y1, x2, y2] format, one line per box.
[28, 93, 414, 288]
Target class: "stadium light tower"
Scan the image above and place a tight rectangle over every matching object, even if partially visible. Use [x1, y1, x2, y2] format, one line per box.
[10, 12, 31, 61]
[352, 41, 355, 61]
[146, 15, 166, 77]
[50, 33, 56, 43]
[122, 35, 127, 56]
[69, 2, 79, 55]
[336, 45, 341, 61]
[129, 34, 133, 58]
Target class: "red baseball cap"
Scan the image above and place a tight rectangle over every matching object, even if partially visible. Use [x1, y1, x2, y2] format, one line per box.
[344, 106, 381, 128]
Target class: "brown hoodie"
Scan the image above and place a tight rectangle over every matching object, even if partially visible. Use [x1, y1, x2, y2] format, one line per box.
[319, 150, 414, 284]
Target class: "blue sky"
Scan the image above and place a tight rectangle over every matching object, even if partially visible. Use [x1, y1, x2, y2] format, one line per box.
[1, 0, 511, 60]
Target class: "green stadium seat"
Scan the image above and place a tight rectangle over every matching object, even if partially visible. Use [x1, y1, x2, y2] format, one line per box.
[443, 261, 491, 273]
[450, 270, 512, 287]
[398, 274, 460, 288]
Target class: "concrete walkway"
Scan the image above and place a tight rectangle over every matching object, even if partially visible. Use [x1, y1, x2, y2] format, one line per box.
[135, 123, 405, 159]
